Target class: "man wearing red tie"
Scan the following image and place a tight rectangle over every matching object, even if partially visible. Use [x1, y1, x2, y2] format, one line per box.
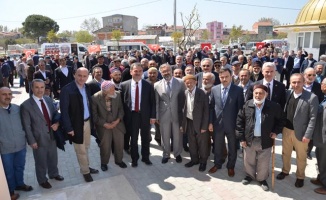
[21, 79, 64, 189]
[120, 63, 156, 167]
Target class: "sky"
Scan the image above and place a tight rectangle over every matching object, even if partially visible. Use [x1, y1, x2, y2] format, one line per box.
[0, 0, 309, 32]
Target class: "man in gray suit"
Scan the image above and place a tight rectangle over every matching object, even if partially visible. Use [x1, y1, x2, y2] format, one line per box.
[276, 73, 319, 188]
[310, 78, 326, 195]
[208, 68, 244, 176]
[154, 63, 185, 164]
[21, 79, 64, 189]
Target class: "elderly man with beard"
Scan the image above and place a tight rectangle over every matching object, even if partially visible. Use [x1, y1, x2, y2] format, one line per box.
[173, 68, 183, 79]
[236, 84, 285, 191]
[92, 81, 127, 171]
[154, 64, 185, 164]
[196, 58, 220, 89]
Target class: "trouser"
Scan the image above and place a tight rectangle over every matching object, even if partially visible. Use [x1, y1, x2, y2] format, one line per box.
[154, 122, 161, 142]
[73, 120, 91, 174]
[280, 69, 290, 89]
[307, 140, 314, 156]
[186, 118, 210, 164]
[3, 77, 9, 87]
[130, 112, 150, 162]
[316, 146, 326, 186]
[282, 127, 308, 179]
[19, 76, 25, 87]
[291, 68, 300, 75]
[244, 137, 271, 181]
[1, 148, 26, 193]
[161, 119, 183, 158]
[213, 128, 237, 169]
[33, 140, 59, 184]
[8, 73, 13, 87]
[99, 129, 124, 164]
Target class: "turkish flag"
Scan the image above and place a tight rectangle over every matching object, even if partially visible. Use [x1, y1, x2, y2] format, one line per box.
[23, 49, 36, 57]
[256, 43, 265, 50]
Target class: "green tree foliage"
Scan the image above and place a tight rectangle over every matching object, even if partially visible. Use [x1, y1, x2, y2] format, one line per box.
[75, 30, 93, 43]
[22, 15, 59, 43]
[229, 25, 243, 41]
[15, 38, 34, 44]
[111, 30, 122, 51]
[171, 31, 183, 49]
[258, 17, 280, 26]
[47, 30, 59, 42]
[201, 30, 210, 41]
[80, 17, 101, 33]
[4, 39, 16, 49]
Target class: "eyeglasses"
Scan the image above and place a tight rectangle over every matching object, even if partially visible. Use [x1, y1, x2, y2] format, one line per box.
[202, 65, 210, 67]
[307, 74, 316, 77]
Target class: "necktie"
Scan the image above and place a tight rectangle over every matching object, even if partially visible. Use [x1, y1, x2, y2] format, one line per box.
[135, 82, 139, 112]
[166, 81, 171, 97]
[222, 87, 228, 106]
[40, 99, 51, 132]
[266, 83, 271, 100]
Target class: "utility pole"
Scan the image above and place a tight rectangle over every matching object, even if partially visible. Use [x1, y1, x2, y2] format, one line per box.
[173, 0, 177, 53]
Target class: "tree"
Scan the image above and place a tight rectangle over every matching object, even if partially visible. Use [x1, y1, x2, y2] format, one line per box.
[171, 31, 183, 49]
[75, 30, 93, 43]
[15, 38, 34, 44]
[201, 29, 210, 41]
[111, 30, 122, 52]
[179, 4, 201, 51]
[258, 17, 280, 26]
[275, 32, 287, 39]
[80, 17, 101, 34]
[47, 30, 59, 42]
[4, 39, 16, 49]
[229, 25, 243, 42]
[22, 14, 59, 43]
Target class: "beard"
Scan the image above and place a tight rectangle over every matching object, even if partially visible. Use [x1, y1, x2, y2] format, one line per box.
[253, 97, 266, 105]
[163, 74, 172, 81]
[202, 83, 213, 89]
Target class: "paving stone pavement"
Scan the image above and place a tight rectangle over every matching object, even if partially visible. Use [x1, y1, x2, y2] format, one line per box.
[7, 78, 326, 200]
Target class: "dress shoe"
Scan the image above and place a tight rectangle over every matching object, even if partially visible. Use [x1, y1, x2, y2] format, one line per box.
[228, 168, 235, 177]
[141, 159, 153, 166]
[162, 157, 170, 164]
[310, 178, 323, 186]
[183, 146, 189, 152]
[39, 181, 52, 189]
[276, 172, 289, 180]
[208, 165, 220, 174]
[185, 161, 199, 168]
[83, 173, 93, 182]
[260, 180, 269, 191]
[15, 184, 33, 191]
[131, 161, 138, 167]
[242, 176, 253, 185]
[115, 161, 127, 168]
[198, 163, 207, 172]
[10, 192, 20, 200]
[89, 167, 99, 174]
[50, 175, 64, 181]
[176, 155, 182, 163]
[295, 178, 304, 188]
[101, 164, 108, 171]
[307, 153, 312, 160]
[314, 187, 326, 195]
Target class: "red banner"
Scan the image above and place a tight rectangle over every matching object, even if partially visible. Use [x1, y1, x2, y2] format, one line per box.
[201, 43, 212, 50]
[88, 45, 101, 54]
[147, 44, 161, 51]
[256, 42, 265, 50]
[23, 49, 36, 58]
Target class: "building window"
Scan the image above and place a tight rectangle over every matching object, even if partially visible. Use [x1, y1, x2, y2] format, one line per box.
[313, 32, 321, 48]
[304, 32, 311, 48]
[297, 33, 304, 50]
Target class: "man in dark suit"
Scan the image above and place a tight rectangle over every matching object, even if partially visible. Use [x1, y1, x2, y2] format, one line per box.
[315, 63, 325, 84]
[281, 50, 294, 89]
[87, 67, 104, 96]
[92, 54, 110, 80]
[33, 60, 53, 89]
[250, 61, 264, 82]
[21, 79, 64, 189]
[246, 62, 286, 109]
[120, 63, 156, 167]
[72, 57, 83, 73]
[196, 58, 220, 88]
[60, 68, 99, 183]
[208, 68, 244, 176]
[276, 73, 318, 188]
[182, 75, 209, 172]
[54, 57, 74, 98]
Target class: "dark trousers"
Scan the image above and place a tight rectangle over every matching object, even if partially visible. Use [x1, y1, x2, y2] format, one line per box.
[32, 140, 59, 184]
[8, 73, 14, 87]
[186, 118, 210, 164]
[280, 69, 290, 89]
[213, 129, 237, 169]
[154, 122, 161, 142]
[130, 112, 150, 162]
[316, 146, 326, 186]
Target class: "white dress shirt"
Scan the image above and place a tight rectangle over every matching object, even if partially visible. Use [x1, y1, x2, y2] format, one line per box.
[263, 79, 274, 98]
[32, 95, 51, 120]
[131, 79, 142, 111]
[60, 65, 68, 77]
[186, 88, 196, 120]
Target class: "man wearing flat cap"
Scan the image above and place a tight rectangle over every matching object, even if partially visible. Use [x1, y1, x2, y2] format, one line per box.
[231, 61, 241, 85]
[92, 81, 127, 171]
[236, 84, 285, 191]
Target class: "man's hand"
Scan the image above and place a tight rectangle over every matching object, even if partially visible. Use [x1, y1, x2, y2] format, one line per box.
[302, 137, 310, 143]
[208, 123, 213, 132]
[200, 129, 206, 133]
[150, 119, 156, 125]
[30, 143, 38, 149]
[104, 123, 114, 129]
[156, 120, 160, 125]
[270, 132, 277, 139]
[57, 90, 61, 93]
[241, 141, 247, 148]
[68, 131, 74, 136]
[51, 122, 59, 131]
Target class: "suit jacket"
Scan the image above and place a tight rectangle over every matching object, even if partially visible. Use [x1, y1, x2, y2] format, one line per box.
[246, 79, 286, 109]
[284, 90, 319, 140]
[313, 101, 326, 147]
[182, 87, 209, 134]
[284, 55, 294, 73]
[86, 79, 102, 96]
[250, 72, 264, 82]
[311, 82, 324, 103]
[196, 71, 220, 88]
[91, 91, 126, 140]
[21, 96, 60, 147]
[209, 84, 244, 133]
[54, 66, 74, 91]
[120, 79, 156, 125]
[33, 70, 53, 86]
[154, 77, 185, 125]
[60, 81, 95, 144]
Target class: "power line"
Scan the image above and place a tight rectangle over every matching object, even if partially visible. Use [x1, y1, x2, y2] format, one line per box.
[205, 0, 301, 11]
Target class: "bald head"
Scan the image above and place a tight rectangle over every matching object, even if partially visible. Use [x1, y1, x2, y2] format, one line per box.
[0, 87, 13, 107]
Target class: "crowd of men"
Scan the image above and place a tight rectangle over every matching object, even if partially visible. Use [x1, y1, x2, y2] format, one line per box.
[1, 46, 326, 200]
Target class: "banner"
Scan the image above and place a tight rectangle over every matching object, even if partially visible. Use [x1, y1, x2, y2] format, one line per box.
[23, 49, 36, 58]
[256, 42, 265, 50]
[42, 43, 71, 55]
[201, 43, 212, 50]
[147, 44, 161, 51]
[88, 45, 101, 54]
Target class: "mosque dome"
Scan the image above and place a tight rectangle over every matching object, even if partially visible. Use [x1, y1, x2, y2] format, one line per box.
[295, 0, 326, 25]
